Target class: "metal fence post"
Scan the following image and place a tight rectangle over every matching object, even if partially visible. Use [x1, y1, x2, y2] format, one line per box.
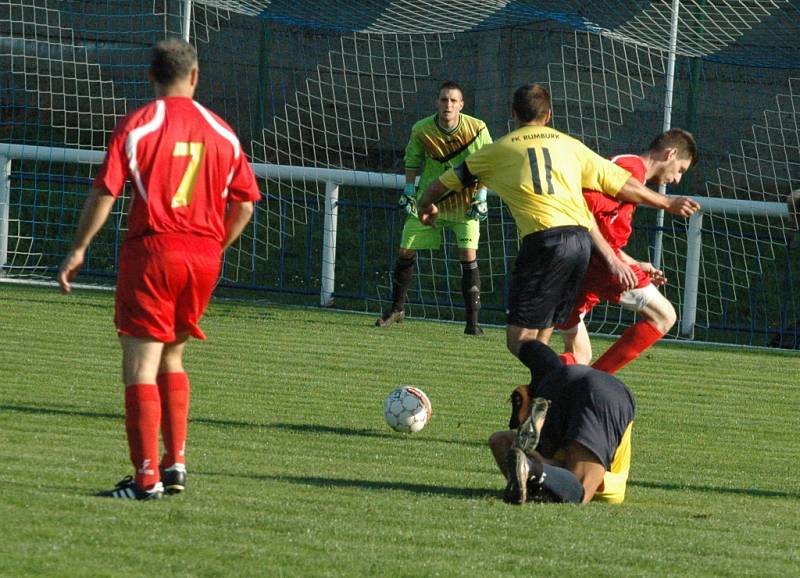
[320, 180, 339, 306]
[680, 211, 704, 338]
[0, 155, 10, 271]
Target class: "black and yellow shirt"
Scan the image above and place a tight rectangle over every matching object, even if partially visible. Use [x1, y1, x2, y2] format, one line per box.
[439, 124, 631, 237]
[405, 113, 491, 221]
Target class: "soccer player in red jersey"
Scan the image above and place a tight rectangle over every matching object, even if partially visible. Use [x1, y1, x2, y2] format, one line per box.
[558, 129, 698, 374]
[58, 39, 261, 500]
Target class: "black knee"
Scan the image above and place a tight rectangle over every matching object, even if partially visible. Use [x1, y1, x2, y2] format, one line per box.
[517, 340, 563, 384]
[394, 255, 416, 287]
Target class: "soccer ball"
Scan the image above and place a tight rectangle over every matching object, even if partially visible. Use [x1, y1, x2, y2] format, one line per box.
[383, 386, 432, 433]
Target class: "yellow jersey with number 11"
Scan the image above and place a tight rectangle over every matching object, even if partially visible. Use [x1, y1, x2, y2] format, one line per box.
[439, 124, 631, 237]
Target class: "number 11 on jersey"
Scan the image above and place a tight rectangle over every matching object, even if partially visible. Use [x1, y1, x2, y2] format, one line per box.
[527, 147, 554, 195]
[172, 142, 205, 208]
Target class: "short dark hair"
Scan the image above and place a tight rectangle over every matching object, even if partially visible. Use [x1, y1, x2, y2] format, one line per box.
[648, 128, 698, 167]
[512, 83, 551, 123]
[438, 80, 463, 98]
[150, 38, 198, 85]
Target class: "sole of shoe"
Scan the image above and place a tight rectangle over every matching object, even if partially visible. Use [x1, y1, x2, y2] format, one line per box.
[160, 467, 187, 496]
[503, 448, 529, 505]
[514, 397, 550, 453]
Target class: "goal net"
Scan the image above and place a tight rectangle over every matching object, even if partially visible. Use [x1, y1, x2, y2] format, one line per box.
[1, 0, 798, 347]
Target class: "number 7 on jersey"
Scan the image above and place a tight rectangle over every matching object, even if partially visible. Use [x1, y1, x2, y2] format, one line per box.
[172, 142, 205, 208]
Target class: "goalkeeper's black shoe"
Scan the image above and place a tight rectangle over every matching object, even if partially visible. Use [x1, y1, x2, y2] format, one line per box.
[97, 476, 163, 501]
[375, 309, 405, 328]
[503, 448, 530, 505]
[464, 324, 484, 336]
[160, 464, 187, 495]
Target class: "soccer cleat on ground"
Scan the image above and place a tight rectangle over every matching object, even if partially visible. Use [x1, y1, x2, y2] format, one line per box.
[464, 324, 484, 336]
[97, 476, 164, 500]
[503, 448, 530, 505]
[514, 397, 550, 454]
[375, 309, 405, 328]
[160, 464, 187, 495]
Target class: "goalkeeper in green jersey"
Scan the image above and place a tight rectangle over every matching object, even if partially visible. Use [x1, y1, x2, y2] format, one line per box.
[376, 81, 492, 335]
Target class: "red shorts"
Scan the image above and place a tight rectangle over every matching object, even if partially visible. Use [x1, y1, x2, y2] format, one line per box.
[559, 257, 650, 330]
[115, 233, 222, 342]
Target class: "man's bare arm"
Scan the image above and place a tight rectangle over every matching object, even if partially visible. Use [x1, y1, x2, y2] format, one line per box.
[222, 201, 255, 250]
[616, 177, 700, 217]
[417, 179, 449, 227]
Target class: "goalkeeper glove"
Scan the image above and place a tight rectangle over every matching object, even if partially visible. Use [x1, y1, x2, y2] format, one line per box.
[465, 187, 488, 221]
[399, 183, 417, 215]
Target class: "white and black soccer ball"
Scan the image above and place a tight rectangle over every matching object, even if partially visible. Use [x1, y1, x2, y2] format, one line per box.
[383, 386, 432, 433]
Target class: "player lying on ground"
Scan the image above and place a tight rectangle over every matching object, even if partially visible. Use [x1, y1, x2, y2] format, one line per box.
[488, 341, 634, 504]
[557, 128, 699, 374]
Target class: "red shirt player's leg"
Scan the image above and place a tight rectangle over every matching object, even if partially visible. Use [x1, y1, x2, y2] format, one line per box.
[593, 264, 665, 374]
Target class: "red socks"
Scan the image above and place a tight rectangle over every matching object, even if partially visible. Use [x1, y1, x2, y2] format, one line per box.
[559, 352, 578, 366]
[592, 320, 664, 374]
[125, 384, 161, 490]
[157, 372, 191, 470]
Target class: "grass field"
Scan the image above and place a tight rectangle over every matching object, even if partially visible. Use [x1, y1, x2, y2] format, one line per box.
[1, 283, 798, 577]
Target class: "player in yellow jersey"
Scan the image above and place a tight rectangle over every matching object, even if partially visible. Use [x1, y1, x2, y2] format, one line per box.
[376, 81, 492, 335]
[418, 83, 699, 381]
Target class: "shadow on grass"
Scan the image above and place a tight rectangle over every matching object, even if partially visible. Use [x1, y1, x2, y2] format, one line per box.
[206, 471, 500, 501]
[267, 422, 486, 447]
[0, 404, 484, 447]
[629, 480, 798, 500]
[6, 405, 795, 501]
[0, 403, 124, 421]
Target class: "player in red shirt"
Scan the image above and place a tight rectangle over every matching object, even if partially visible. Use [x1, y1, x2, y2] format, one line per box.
[58, 39, 261, 500]
[558, 129, 698, 374]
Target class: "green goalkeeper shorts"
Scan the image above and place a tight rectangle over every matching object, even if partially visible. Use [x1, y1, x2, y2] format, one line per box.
[399, 215, 480, 251]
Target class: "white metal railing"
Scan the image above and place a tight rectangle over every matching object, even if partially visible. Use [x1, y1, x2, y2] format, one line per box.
[0, 142, 403, 307]
[677, 197, 788, 337]
[0, 142, 790, 337]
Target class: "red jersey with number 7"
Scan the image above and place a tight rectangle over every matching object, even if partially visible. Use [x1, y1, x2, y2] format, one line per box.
[93, 96, 261, 244]
[582, 154, 647, 252]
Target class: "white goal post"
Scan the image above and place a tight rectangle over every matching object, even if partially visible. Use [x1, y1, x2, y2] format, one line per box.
[0, 142, 790, 339]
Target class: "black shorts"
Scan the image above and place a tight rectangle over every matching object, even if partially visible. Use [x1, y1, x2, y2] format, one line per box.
[507, 226, 592, 329]
[534, 365, 636, 469]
